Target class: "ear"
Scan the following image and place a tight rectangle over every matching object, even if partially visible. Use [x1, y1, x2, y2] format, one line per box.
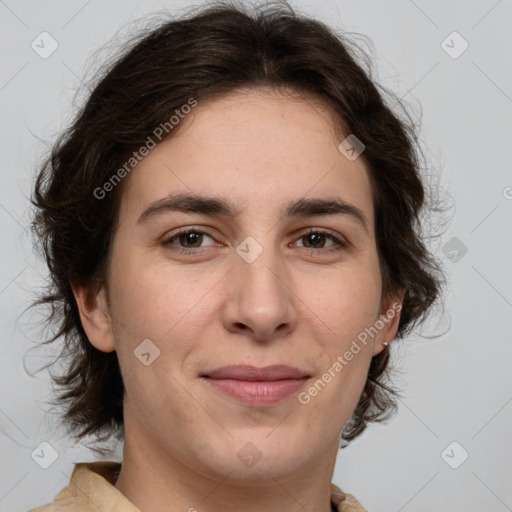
[371, 289, 405, 356]
[71, 281, 116, 353]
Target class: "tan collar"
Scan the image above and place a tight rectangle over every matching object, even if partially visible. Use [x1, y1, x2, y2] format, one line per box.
[30, 461, 366, 512]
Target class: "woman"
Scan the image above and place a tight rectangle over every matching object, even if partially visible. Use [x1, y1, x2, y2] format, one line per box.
[29, 2, 444, 511]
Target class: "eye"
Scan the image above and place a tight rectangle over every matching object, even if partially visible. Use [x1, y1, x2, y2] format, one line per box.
[294, 229, 348, 251]
[162, 228, 216, 253]
[162, 227, 348, 256]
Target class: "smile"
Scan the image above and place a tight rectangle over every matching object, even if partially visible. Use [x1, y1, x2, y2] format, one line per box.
[205, 377, 310, 404]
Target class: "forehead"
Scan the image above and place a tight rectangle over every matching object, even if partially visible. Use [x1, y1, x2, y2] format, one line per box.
[118, 87, 374, 225]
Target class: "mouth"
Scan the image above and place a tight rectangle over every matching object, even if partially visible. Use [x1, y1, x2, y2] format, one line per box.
[200, 365, 311, 405]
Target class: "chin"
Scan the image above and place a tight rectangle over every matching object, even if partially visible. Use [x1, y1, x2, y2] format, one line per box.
[219, 456, 300, 486]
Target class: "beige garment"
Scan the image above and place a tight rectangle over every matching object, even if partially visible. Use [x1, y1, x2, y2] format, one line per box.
[28, 461, 367, 512]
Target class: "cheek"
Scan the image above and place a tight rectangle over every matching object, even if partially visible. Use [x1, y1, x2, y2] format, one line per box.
[311, 262, 382, 344]
[303, 273, 380, 419]
[107, 251, 219, 362]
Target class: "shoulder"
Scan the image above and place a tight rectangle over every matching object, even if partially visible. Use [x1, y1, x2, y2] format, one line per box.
[26, 461, 134, 512]
[27, 479, 85, 512]
[28, 496, 84, 512]
[331, 482, 368, 512]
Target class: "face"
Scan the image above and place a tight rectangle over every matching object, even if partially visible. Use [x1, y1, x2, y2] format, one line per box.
[76, 87, 402, 482]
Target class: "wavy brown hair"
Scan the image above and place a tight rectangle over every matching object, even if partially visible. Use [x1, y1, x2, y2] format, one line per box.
[29, 0, 445, 453]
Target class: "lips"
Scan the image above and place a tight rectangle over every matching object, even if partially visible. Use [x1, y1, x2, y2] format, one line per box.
[201, 365, 310, 404]
[203, 365, 309, 381]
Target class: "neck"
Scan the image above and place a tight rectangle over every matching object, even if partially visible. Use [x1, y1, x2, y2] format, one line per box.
[114, 424, 339, 512]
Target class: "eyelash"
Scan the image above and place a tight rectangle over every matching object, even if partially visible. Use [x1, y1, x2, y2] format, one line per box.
[161, 228, 348, 255]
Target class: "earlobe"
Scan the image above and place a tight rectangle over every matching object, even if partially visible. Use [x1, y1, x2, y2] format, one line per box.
[71, 281, 116, 353]
[372, 291, 404, 356]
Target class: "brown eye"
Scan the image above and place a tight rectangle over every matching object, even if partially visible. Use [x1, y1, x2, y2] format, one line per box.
[177, 231, 203, 248]
[301, 232, 328, 249]
[295, 230, 347, 251]
[162, 229, 216, 253]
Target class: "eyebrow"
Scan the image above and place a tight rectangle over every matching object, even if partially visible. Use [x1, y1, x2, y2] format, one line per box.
[138, 193, 369, 233]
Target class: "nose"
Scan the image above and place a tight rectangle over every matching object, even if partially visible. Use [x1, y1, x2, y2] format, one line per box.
[221, 243, 298, 342]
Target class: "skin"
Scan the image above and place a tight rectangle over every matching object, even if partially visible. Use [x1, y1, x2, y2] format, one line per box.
[73, 87, 403, 512]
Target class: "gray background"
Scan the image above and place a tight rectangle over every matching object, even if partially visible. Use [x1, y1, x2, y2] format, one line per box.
[1, 1, 511, 511]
